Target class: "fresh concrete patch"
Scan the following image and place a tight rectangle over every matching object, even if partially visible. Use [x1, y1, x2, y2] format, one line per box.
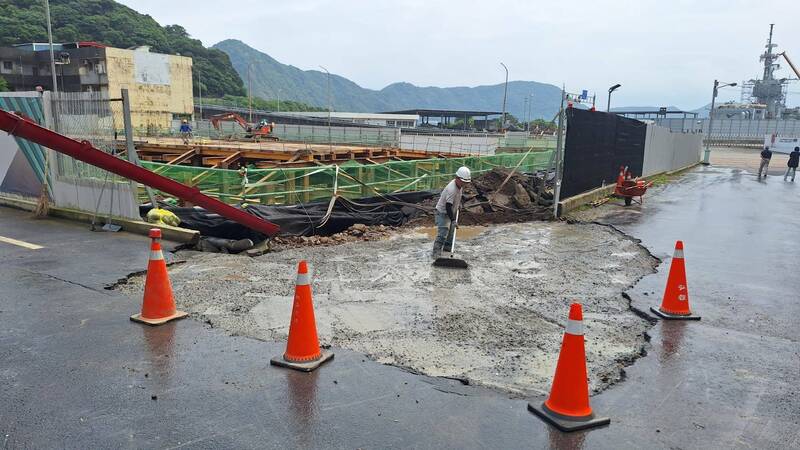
[116, 222, 658, 397]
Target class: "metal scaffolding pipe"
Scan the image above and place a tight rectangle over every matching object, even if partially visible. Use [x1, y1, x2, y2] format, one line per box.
[0, 109, 280, 237]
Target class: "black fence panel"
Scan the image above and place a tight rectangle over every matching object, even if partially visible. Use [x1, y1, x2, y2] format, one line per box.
[561, 108, 646, 198]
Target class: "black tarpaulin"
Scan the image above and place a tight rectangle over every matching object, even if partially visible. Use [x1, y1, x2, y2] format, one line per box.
[151, 191, 436, 241]
[561, 108, 647, 198]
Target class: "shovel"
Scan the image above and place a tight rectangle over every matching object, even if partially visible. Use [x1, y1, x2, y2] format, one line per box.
[433, 209, 468, 269]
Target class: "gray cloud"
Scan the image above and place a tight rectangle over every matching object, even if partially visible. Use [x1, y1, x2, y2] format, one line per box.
[122, 0, 800, 109]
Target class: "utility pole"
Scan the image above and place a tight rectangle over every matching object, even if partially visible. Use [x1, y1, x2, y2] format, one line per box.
[553, 85, 566, 219]
[523, 97, 528, 131]
[319, 65, 332, 152]
[198, 71, 203, 120]
[247, 63, 253, 123]
[702, 79, 737, 165]
[44, 0, 58, 96]
[500, 62, 508, 132]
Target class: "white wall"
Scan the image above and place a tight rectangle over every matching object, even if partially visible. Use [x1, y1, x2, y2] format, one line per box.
[642, 124, 702, 177]
[399, 133, 499, 155]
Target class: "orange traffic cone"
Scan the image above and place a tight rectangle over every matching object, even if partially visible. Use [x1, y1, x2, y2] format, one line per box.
[650, 241, 701, 320]
[529, 303, 610, 431]
[270, 260, 334, 372]
[130, 228, 188, 325]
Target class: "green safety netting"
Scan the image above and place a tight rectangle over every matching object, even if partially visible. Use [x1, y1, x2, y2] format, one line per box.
[140, 150, 553, 205]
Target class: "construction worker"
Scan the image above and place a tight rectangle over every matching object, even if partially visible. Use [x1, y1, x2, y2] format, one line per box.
[785, 146, 800, 182]
[179, 119, 192, 145]
[758, 146, 773, 179]
[432, 166, 471, 258]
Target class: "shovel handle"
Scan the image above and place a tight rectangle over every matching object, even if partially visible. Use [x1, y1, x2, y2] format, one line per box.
[449, 209, 459, 257]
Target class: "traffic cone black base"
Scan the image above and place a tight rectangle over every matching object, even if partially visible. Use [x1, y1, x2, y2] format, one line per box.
[528, 402, 610, 432]
[270, 350, 334, 372]
[130, 310, 188, 326]
[649, 307, 701, 321]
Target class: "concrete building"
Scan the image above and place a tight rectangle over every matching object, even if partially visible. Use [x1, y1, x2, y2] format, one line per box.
[0, 42, 193, 131]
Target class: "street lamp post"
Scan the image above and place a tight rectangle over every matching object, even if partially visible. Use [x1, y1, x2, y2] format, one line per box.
[526, 93, 533, 131]
[500, 63, 509, 132]
[198, 71, 203, 120]
[247, 63, 253, 123]
[702, 79, 737, 165]
[44, 0, 58, 96]
[606, 84, 621, 112]
[319, 65, 332, 151]
[523, 96, 528, 131]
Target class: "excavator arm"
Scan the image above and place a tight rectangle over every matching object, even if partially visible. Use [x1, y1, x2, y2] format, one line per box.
[779, 52, 800, 80]
[209, 113, 250, 131]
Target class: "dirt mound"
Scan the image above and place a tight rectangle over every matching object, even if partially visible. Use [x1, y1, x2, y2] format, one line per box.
[410, 168, 555, 226]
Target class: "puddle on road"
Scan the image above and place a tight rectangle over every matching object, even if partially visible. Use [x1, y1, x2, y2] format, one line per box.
[413, 225, 488, 240]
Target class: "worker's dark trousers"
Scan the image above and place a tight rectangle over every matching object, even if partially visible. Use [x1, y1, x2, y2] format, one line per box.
[785, 167, 797, 181]
[433, 212, 454, 256]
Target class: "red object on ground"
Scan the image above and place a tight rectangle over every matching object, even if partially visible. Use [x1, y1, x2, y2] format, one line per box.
[614, 166, 652, 205]
[0, 109, 280, 236]
[130, 228, 187, 325]
[270, 260, 334, 371]
[284, 260, 323, 362]
[651, 241, 700, 320]
[544, 303, 593, 418]
[528, 302, 609, 431]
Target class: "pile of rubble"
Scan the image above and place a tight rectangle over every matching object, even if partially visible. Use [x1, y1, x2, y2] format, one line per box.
[466, 167, 554, 211]
[270, 224, 396, 250]
[409, 168, 555, 226]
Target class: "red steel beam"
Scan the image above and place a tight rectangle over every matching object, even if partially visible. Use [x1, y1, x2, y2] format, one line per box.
[0, 109, 280, 236]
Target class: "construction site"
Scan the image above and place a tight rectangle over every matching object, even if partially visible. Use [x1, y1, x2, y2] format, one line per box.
[1, 14, 799, 450]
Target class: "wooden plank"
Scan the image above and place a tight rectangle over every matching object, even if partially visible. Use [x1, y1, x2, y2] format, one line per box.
[217, 151, 242, 169]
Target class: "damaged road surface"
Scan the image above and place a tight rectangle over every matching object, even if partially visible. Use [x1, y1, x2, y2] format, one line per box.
[118, 221, 657, 396]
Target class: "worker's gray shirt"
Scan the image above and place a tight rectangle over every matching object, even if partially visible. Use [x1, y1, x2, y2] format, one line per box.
[435, 179, 462, 214]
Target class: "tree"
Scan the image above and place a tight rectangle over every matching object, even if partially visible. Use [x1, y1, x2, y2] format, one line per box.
[0, 76, 8, 92]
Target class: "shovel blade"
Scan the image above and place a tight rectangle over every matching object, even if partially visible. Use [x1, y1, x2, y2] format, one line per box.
[432, 257, 469, 269]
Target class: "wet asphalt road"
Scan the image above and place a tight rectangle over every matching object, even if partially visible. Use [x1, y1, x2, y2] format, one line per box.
[1, 165, 799, 449]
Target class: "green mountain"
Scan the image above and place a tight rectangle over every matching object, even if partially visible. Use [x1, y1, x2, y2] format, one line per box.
[0, 0, 244, 97]
[213, 39, 564, 120]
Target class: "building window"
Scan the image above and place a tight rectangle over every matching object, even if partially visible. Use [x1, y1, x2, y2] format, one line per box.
[1, 61, 12, 71]
[96, 61, 106, 74]
[386, 120, 396, 127]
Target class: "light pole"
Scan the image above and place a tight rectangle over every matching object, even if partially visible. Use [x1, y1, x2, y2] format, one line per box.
[44, 0, 58, 95]
[702, 79, 737, 165]
[198, 71, 203, 120]
[523, 96, 528, 131]
[319, 65, 332, 151]
[247, 63, 253, 123]
[526, 93, 533, 131]
[500, 62, 508, 132]
[606, 84, 621, 112]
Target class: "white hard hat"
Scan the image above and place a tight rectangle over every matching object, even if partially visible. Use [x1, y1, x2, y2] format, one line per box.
[456, 166, 471, 182]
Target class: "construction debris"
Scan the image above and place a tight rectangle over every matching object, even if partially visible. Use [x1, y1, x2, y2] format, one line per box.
[270, 224, 396, 250]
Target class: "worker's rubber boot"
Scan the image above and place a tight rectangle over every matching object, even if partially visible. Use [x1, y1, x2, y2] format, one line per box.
[432, 243, 443, 259]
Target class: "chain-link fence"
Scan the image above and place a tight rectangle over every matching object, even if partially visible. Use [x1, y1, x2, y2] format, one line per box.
[48, 91, 140, 219]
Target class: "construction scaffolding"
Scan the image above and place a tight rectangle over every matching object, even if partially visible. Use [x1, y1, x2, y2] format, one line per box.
[140, 150, 554, 206]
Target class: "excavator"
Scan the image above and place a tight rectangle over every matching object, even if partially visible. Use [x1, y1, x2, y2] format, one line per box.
[209, 113, 278, 141]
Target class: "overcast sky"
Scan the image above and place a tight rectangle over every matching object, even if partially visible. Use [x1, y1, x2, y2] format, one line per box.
[121, 0, 800, 109]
